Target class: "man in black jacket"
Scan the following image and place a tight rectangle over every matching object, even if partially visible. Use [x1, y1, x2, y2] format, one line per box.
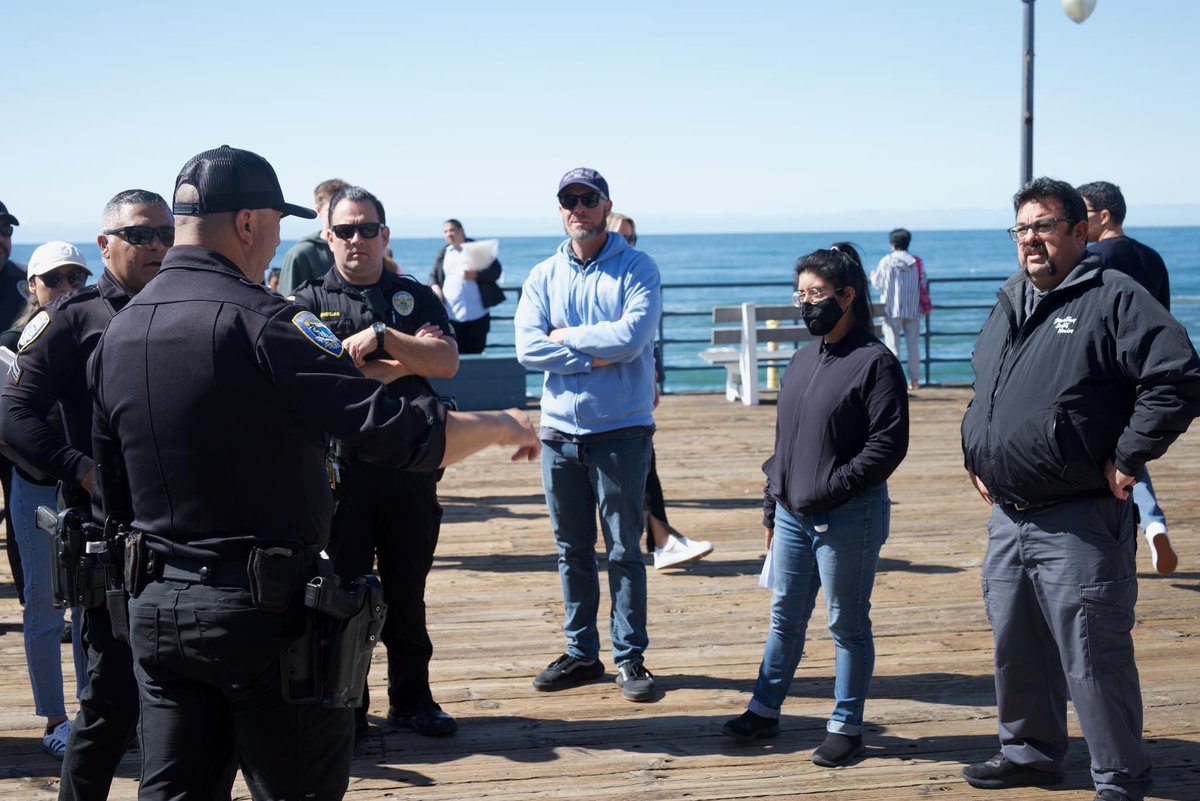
[960, 178, 1200, 801]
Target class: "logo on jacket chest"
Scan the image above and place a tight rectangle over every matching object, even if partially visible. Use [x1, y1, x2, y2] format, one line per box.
[1053, 316, 1077, 334]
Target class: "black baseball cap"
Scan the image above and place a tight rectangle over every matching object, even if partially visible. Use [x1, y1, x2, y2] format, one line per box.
[557, 167, 609, 199]
[0, 200, 18, 226]
[172, 145, 317, 219]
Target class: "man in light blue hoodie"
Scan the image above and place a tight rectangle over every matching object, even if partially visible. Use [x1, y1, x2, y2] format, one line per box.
[516, 167, 662, 703]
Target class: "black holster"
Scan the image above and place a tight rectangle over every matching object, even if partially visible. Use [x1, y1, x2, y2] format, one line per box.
[280, 570, 387, 707]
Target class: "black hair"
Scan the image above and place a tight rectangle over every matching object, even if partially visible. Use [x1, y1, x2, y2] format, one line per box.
[444, 218, 464, 232]
[1076, 180, 1127, 225]
[1013, 177, 1087, 225]
[794, 241, 873, 337]
[327, 186, 386, 226]
[889, 228, 911, 250]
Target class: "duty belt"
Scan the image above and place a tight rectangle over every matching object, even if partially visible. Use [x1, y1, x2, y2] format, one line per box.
[159, 554, 252, 587]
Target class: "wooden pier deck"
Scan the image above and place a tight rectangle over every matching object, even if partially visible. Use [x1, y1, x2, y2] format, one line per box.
[1, 388, 1197, 800]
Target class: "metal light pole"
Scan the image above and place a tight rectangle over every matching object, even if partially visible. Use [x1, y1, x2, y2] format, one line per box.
[1019, 0, 1097, 188]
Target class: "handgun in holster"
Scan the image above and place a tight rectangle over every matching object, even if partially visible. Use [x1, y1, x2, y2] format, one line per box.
[280, 557, 387, 708]
[97, 518, 131, 641]
[36, 506, 104, 610]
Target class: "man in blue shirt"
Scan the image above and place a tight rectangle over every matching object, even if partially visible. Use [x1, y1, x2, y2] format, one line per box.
[515, 167, 662, 702]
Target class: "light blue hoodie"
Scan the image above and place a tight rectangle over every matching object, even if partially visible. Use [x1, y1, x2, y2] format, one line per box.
[515, 233, 661, 436]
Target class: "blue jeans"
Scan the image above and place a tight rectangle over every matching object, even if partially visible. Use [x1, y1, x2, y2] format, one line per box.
[1132, 467, 1165, 529]
[11, 471, 87, 717]
[540, 431, 652, 665]
[749, 487, 890, 735]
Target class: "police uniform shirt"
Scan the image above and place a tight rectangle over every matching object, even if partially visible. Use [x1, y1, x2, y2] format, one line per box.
[290, 266, 454, 402]
[1, 271, 132, 487]
[89, 246, 447, 559]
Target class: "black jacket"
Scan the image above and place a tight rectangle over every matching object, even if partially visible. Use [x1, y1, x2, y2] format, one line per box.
[430, 239, 505, 309]
[90, 246, 446, 559]
[961, 254, 1200, 507]
[762, 326, 909, 526]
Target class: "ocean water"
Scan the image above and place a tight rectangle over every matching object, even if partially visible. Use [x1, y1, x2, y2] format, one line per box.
[10, 226, 1199, 391]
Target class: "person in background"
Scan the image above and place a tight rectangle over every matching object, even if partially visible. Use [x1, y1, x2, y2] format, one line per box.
[723, 244, 908, 769]
[291, 185, 461, 739]
[265, 267, 281, 292]
[429, 219, 504, 354]
[960, 178, 1200, 801]
[870, 228, 926, 391]
[0, 199, 27, 604]
[1077, 180, 1176, 576]
[606, 212, 712, 569]
[279, 178, 348, 293]
[0, 241, 91, 759]
[516, 168, 662, 702]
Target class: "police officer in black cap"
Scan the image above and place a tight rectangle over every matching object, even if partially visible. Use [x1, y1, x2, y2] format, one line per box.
[0, 189, 173, 801]
[89, 146, 538, 801]
[0, 199, 26, 329]
[291, 185, 459, 738]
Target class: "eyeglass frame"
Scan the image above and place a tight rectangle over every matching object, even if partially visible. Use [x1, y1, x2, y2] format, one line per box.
[557, 192, 606, 211]
[0, 224, 14, 238]
[792, 286, 843, 307]
[103, 225, 176, 247]
[1006, 216, 1076, 243]
[329, 222, 384, 241]
[37, 268, 90, 289]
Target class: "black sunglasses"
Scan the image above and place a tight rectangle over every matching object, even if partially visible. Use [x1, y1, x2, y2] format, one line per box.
[330, 222, 383, 240]
[0, 224, 13, 238]
[39, 269, 90, 289]
[104, 225, 175, 247]
[558, 192, 604, 211]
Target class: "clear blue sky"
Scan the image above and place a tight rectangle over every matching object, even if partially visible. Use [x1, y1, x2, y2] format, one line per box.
[4, 0, 1197, 241]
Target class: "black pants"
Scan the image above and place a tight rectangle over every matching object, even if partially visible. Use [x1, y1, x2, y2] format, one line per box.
[59, 604, 139, 801]
[330, 464, 442, 717]
[129, 579, 350, 801]
[643, 446, 669, 552]
[1, 458, 23, 604]
[453, 315, 490, 355]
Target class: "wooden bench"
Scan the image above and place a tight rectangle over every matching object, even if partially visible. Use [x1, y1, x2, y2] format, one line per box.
[699, 302, 884, 405]
[428, 355, 527, 411]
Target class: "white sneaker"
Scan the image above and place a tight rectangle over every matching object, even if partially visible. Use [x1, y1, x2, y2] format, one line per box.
[1145, 522, 1178, 576]
[43, 719, 71, 760]
[653, 534, 713, 570]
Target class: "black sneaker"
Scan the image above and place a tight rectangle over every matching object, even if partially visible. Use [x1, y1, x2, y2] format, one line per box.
[722, 710, 780, 742]
[532, 654, 605, 691]
[811, 732, 865, 767]
[962, 753, 1064, 789]
[387, 703, 458, 737]
[615, 661, 656, 702]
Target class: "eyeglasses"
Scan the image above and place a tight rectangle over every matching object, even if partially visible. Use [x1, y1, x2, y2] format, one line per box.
[558, 192, 604, 211]
[0, 224, 13, 238]
[330, 222, 383, 240]
[38, 269, 89, 289]
[792, 287, 842, 306]
[1007, 217, 1071, 242]
[104, 226, 175, 247]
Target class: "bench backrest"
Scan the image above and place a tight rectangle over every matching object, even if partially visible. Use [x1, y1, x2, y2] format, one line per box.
[711, 302, 885, 345]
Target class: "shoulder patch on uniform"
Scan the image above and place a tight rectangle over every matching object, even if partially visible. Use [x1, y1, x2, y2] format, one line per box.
[17, 311, 51, 351]
[7, 362, 21, 384]
[392, 291, 415, 317]
[291, 311, 344, 358]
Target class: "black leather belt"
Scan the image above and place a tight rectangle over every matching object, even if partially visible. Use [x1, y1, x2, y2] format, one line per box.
[159, 555, 250, 587]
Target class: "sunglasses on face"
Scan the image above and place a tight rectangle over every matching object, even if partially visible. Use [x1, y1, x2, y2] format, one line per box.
[330, 223, 383, 240]
[104, 225, 175, 247]
[558, 192, 604, 211]
[39, 269, 89, 289]
[0, 224, 13, 238]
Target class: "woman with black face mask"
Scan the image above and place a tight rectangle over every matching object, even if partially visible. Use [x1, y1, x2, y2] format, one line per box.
[722, 243, 909, 768]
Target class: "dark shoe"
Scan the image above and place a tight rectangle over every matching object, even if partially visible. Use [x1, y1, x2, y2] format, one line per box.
[811, 732, 865, 767]
[962, 753, 1064, 789]
[388, 703, 458, 737]
[615, 661, 656, 702]
[532, 654, 605, 691]
[1093, 790, 1126, 801]
[722, 710, 780, 742]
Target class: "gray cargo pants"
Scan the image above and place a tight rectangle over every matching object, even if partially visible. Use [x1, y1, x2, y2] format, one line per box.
[982, 496, 1151, 800]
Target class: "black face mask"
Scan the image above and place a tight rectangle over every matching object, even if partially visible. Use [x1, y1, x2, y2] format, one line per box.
[801, 296, 845, 336]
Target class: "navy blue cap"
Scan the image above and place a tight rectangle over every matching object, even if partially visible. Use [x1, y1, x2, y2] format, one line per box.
[557, 167, 609, 199]
[172, 145, 316, 219]
[0, 200, 18, 226]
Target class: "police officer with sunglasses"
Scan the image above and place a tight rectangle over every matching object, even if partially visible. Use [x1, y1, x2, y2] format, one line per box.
[0, 189, 174, 801]
[0, 200, 26, 330]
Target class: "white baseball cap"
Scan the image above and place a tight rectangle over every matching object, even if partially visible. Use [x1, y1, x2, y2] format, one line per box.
[27, 241, 91, 278]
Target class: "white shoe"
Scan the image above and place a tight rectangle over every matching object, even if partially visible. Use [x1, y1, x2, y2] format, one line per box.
[653, 534, 713, 570]
[43, 719, 71, 760]
[1145, 522, 1178, 576]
